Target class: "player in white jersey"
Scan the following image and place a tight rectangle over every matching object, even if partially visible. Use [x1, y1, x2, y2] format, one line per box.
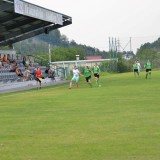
[137, 60, 141, 73]
[69, 65, 80, 89]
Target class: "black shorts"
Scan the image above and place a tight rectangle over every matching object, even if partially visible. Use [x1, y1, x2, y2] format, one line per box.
[134, 69, 138, 72]
[94, 73, 99, 78]
[86, 76, 91, 82]
[146, 69, 151, 72]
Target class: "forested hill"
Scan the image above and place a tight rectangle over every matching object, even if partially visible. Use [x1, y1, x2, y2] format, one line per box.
[136, 37, 160, 64]
[137, 38, 160, 52]
[14, 29, 108, 59]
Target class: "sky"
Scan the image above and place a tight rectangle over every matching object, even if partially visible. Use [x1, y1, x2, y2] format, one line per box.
[25, 0, 160, 53]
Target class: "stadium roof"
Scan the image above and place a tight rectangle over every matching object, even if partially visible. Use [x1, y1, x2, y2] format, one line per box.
[0, 0, 72, 47]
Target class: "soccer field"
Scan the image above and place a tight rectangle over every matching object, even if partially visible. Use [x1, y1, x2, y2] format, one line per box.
[0, 71, 160, 160]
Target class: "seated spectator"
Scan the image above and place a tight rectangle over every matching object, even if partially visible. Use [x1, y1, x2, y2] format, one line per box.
[22, 56, 27, 67]
[0, 54, 3, 68]
[7, 54, 15, 64]
[48, 68, 55, 79]
[30, 67, 37, 80]
[28, 58, 32, 67]
[2, 54, 8, 64]
[0, 54, 2, 61]
[10, 62, 18, 72]
[23, 67, 32, 81]
[45, 67, 55, 78]
[45, 68, 49, 74]
[25, 58, 31, 67]
[15, 66, 23, 77]
[0, 62, 2, 68]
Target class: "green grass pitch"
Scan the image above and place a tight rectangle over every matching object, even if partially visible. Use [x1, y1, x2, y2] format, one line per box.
[0, 71, 160, 160]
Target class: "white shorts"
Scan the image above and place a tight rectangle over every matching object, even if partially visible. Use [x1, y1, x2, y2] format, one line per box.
[72, 76, 79, 83]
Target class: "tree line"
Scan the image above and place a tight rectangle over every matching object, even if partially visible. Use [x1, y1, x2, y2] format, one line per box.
[1, 29, 159, 72]
[12, 29, 109, 62]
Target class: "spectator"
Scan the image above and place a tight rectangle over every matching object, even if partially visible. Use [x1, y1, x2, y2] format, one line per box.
[2, 54, 8, 64]
[30, 67, 37, 80]
[0, 54, 3, 68]
[48, 68, 55, 79]
[22, 56, 27, 67]
[9, 62, 18, 72]
[45, 68, 49, 74]
[28, 58, 32, 67]
[7, 54, 15, 64]
[23, 67, 32, 81]
[26, 59, 29, 66]
[0, 54, 2, 61]
[15, 66, 23, 77]
[45, 67, 55, 79]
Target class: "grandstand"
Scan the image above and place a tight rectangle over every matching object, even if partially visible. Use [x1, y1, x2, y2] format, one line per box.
[0, 0, 72, 92]
[0, 0, 72, 46]
[0, 54, 66, 94]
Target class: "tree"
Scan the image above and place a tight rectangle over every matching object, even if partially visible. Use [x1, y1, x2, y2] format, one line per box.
[51, 47, 85, 62]
[137, 49, 158, 62]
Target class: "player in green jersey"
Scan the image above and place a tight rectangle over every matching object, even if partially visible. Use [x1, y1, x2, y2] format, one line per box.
[145, 60, 151, 79]
[93, 63, 101, 87]
[132, 61, 139, 77]
[83, 66, 92, 88]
